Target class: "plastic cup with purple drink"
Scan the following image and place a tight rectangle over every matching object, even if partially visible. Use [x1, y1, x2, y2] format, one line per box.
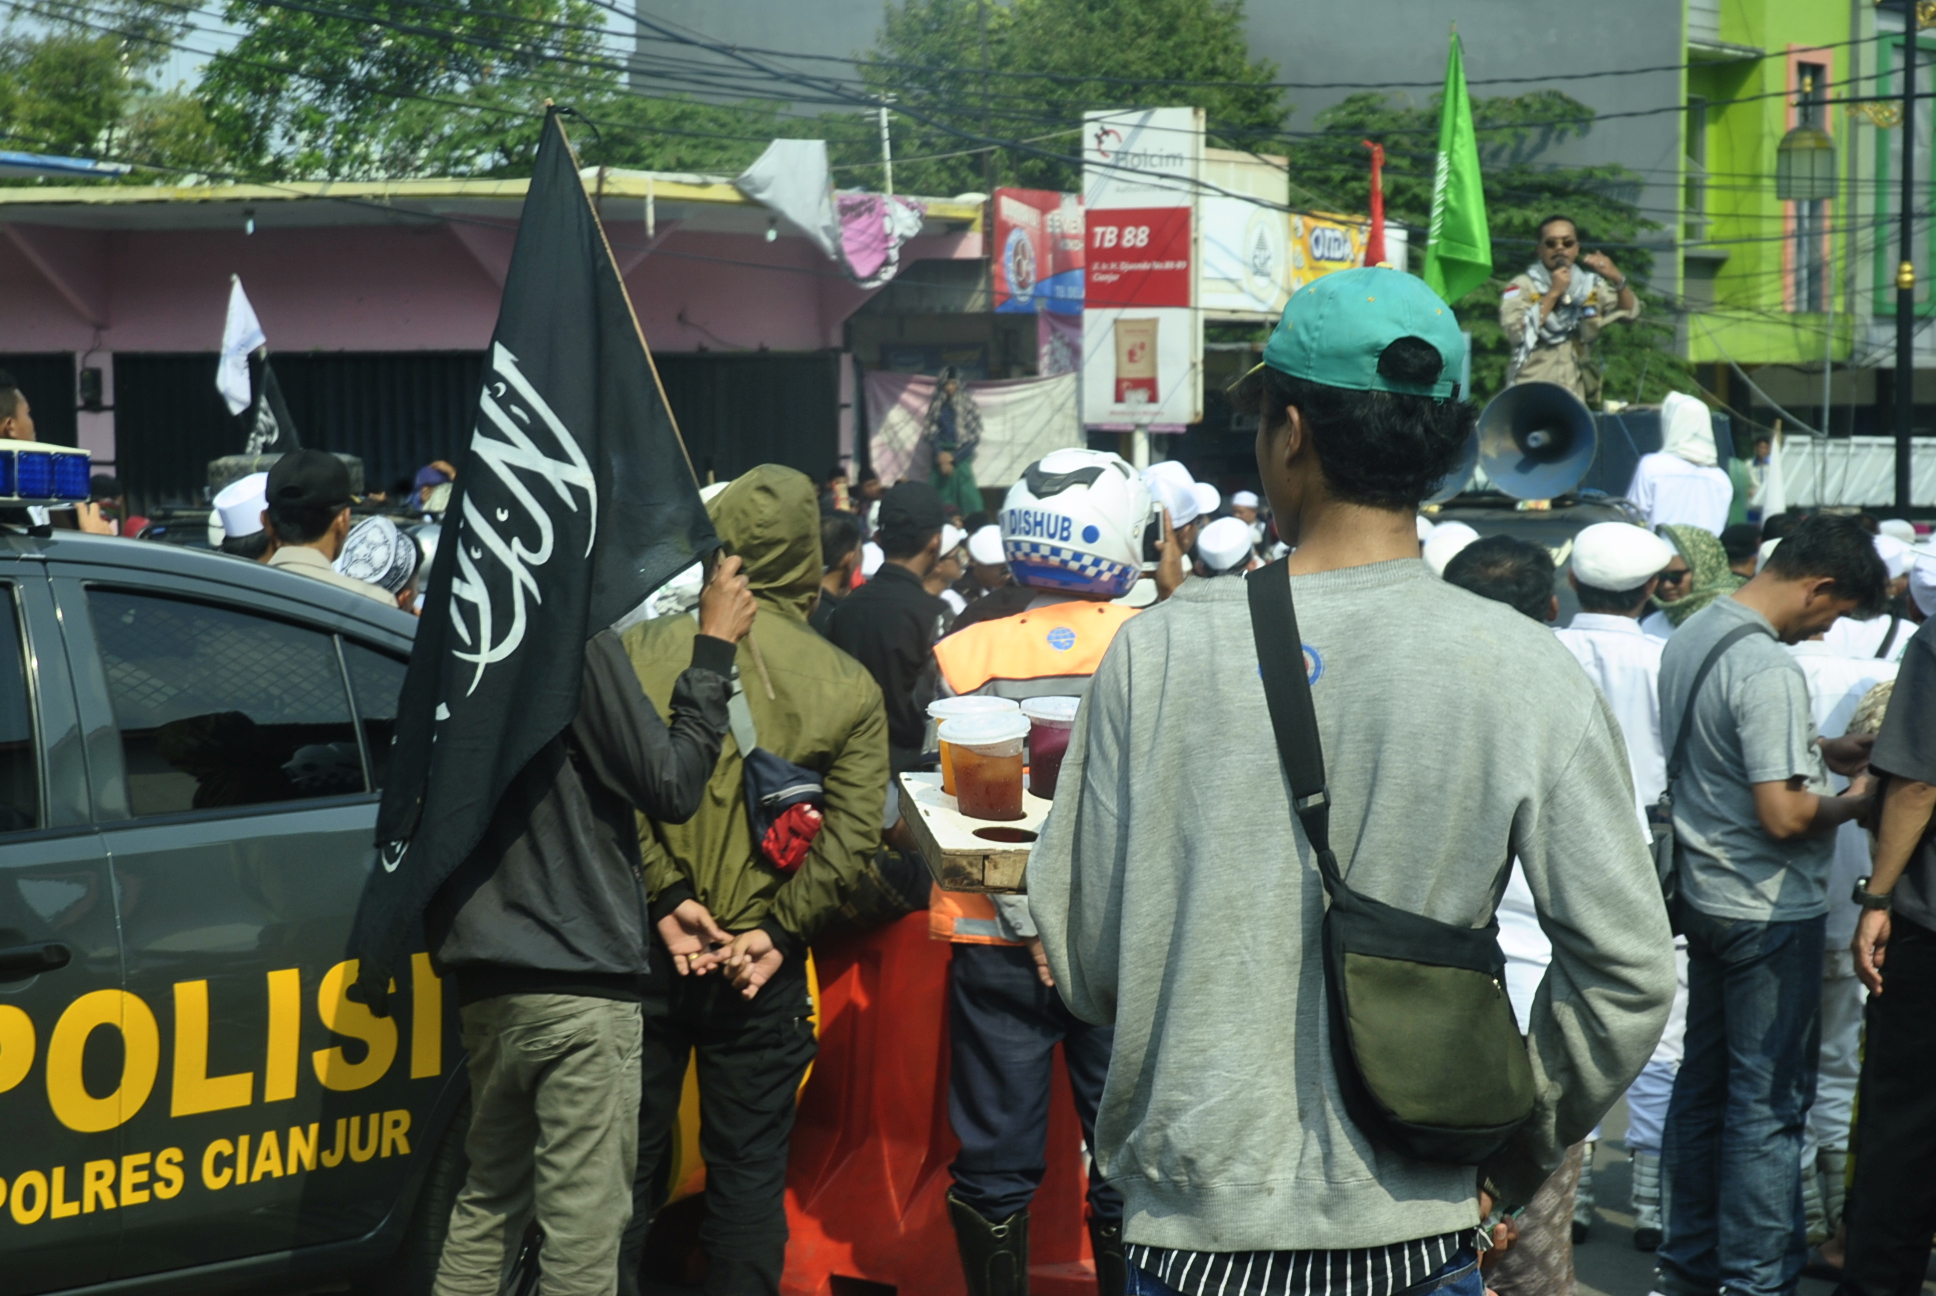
[1020, 696, 1081, 800]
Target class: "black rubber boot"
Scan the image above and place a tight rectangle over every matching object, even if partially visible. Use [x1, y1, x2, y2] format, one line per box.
[949, 1191, 1031, 1296]
[1089, 1217, 1127, 1296]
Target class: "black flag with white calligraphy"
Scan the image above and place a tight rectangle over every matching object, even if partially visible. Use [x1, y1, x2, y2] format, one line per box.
[347, 108, 717, 1012]
[242, 360, 301, 455]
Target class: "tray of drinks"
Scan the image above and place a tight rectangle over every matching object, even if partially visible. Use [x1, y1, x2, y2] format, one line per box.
[896, 772, 1051, 894]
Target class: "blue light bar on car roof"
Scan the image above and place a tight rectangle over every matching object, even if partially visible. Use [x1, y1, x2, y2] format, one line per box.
[0, 442, 91, 506]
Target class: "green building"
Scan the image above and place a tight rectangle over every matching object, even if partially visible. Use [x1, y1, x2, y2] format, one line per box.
[1681, 0, 1918, 462]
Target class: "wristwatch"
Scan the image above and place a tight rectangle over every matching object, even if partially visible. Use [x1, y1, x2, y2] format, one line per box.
[1854, 877, 1894, 911]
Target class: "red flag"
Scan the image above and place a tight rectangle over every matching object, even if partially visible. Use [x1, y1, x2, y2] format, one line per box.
[1363, 140, 1387, 267]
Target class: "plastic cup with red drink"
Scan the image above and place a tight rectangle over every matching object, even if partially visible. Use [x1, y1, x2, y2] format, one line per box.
[1020, 696, 1081, 800]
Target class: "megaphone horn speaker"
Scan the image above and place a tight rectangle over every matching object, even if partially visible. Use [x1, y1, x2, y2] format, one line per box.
[1475, 381, 1598, 501]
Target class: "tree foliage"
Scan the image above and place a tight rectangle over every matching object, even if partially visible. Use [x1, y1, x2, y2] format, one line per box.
[200, 0, 780, 180]
[853, 0, 1288, 196]
[1278, 91, 1692, 404]
[0, 1, 221, 180]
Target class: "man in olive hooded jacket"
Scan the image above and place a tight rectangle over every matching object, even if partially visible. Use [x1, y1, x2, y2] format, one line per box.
[618, 465, 889, 1296]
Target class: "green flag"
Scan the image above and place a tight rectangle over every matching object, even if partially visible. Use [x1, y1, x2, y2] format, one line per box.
[1422, 32, 1491, 302]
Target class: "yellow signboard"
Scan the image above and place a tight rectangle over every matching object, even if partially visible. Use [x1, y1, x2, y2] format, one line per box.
[1288, 211, 1372, 293]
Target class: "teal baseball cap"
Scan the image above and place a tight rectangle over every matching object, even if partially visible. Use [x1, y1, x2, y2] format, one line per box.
[1258, 267, 1465, 399]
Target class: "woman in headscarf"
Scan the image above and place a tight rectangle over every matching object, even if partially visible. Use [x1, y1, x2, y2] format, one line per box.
[1641, 522, 1745, 640]
[922, 366, 984, 518]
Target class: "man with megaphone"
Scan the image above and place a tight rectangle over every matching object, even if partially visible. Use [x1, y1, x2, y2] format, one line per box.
[1501, 215, 1640, 405]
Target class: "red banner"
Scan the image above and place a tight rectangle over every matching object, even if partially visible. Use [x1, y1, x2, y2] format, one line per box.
[1085, 207, 1192, 309]
[992, 188, 1085, 314]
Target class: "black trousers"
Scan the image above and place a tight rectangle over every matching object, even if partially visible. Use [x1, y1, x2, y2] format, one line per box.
[948, 941, 1124, 1223]
[617, 954, 816, 1296]
[1840, 915, 1936, 1296]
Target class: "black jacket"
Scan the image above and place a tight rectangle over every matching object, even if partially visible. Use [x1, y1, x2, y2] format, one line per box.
[425, 629, 732, 1004]
[827, 562, 948, 769]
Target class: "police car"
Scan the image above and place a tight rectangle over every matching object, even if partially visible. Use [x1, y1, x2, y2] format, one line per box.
[0, 527, 470, 1296]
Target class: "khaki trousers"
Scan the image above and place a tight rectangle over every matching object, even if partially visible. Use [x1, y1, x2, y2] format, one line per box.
[434, 993, 644, 1296]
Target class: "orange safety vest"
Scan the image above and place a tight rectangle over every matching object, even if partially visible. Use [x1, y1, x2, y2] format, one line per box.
[931, 598, 1140, 698]
[928, 598, 1140, 945]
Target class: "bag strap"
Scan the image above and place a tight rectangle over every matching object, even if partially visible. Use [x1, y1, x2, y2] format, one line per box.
[1877, 613, 1903, 660]
[1246, 559, 1346, 897]
[726, 676, 759, 757]
[692, 606, 760, 756]
[1665, 623, 1769, 785]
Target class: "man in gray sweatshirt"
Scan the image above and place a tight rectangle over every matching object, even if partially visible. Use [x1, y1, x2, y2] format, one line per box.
[1028, 267, 1676, 1296]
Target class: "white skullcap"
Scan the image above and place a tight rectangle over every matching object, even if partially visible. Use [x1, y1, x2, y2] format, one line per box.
[1232, 490, 1260, 509]
[335, 515, 420, 594]
[1912, 550, 1936, 618]
[1192, 481, 1221, 519]
[967, 524, 1004, 566]
[1874, 533, 1915, 581]
[1196, 516, 1256, 574]
[214, 471, 270, 540]
[1142, 461, 1203, 528]
[1570, 522, 1675, 591]
[1416, 515, 1437, 542]
[861, 541, 884, 578]
[1756, 537, 1781, 574]
[1422, 521, 1480, 577]
[940, 523, 967, 558]
[1880, 518, 1918, 545]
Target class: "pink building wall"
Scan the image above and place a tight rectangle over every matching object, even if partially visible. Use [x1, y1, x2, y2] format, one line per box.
[0, 217, 981, 458]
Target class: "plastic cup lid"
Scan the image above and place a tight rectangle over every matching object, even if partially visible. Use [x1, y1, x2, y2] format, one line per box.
[938, 712, 1032, 746]
[1020, 696, 1081, 724]
[928, 695, 1020, 720]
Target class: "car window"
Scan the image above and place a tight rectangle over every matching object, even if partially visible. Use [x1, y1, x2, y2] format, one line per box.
[342, 639, 408, 789]
[87, 588, 366, 816]
[0, 585, 38, 831]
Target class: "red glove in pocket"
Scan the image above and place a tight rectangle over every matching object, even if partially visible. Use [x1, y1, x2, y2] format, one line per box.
[762, 802, 824, 873]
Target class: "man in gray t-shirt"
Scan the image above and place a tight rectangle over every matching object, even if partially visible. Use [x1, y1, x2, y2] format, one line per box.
[1656, 515, 1886, 1296]
[1663, 594, 1836, 920]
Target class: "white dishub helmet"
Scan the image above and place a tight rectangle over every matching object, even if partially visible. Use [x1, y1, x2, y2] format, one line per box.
[1000, 448, 1154, 598]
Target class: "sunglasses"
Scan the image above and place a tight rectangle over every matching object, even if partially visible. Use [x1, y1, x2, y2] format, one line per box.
[1542, 237, 1579, 249]
[1656, 568, 1690, 585]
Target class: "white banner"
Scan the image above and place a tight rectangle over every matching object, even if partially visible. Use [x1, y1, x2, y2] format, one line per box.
[1774, 435, 1936, 507]
[865, 371, 1083, 489]
[1083, 108, 1203, 428]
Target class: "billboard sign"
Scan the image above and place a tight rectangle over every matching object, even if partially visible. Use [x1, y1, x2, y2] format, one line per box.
[992, 188, 1085, 314]
[1085, 206, 1192, 309]
[1289, 212, 1372, 293]
[1082, 107, 1203, 429]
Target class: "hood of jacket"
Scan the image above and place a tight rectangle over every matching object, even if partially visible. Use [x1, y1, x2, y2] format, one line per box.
[706, 465, 822, 622]
[1661, 392, 1719, 467]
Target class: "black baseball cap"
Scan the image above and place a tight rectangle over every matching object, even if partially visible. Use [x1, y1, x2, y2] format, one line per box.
[877, 481, 946, 537]
[266, 449, 352, 512]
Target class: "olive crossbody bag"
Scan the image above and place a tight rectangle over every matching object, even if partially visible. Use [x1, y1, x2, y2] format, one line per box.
[1246, 559, 1535, 1166]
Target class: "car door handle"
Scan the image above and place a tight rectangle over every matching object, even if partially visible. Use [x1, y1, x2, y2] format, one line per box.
[0, 942, 72, 977]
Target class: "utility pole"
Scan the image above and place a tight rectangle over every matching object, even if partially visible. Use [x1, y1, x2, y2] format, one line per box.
[1899, 29, 1920, 512]
[979, 0, 995, 198]
[878, 95, 896, 196]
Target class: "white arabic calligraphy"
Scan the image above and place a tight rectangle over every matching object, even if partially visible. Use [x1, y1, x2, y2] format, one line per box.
[447, 340, 597, 696]
[243, 397, 281, 454]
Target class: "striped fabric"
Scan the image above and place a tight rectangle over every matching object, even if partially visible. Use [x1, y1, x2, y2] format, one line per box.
[1124, 1230, 1468, 1296]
